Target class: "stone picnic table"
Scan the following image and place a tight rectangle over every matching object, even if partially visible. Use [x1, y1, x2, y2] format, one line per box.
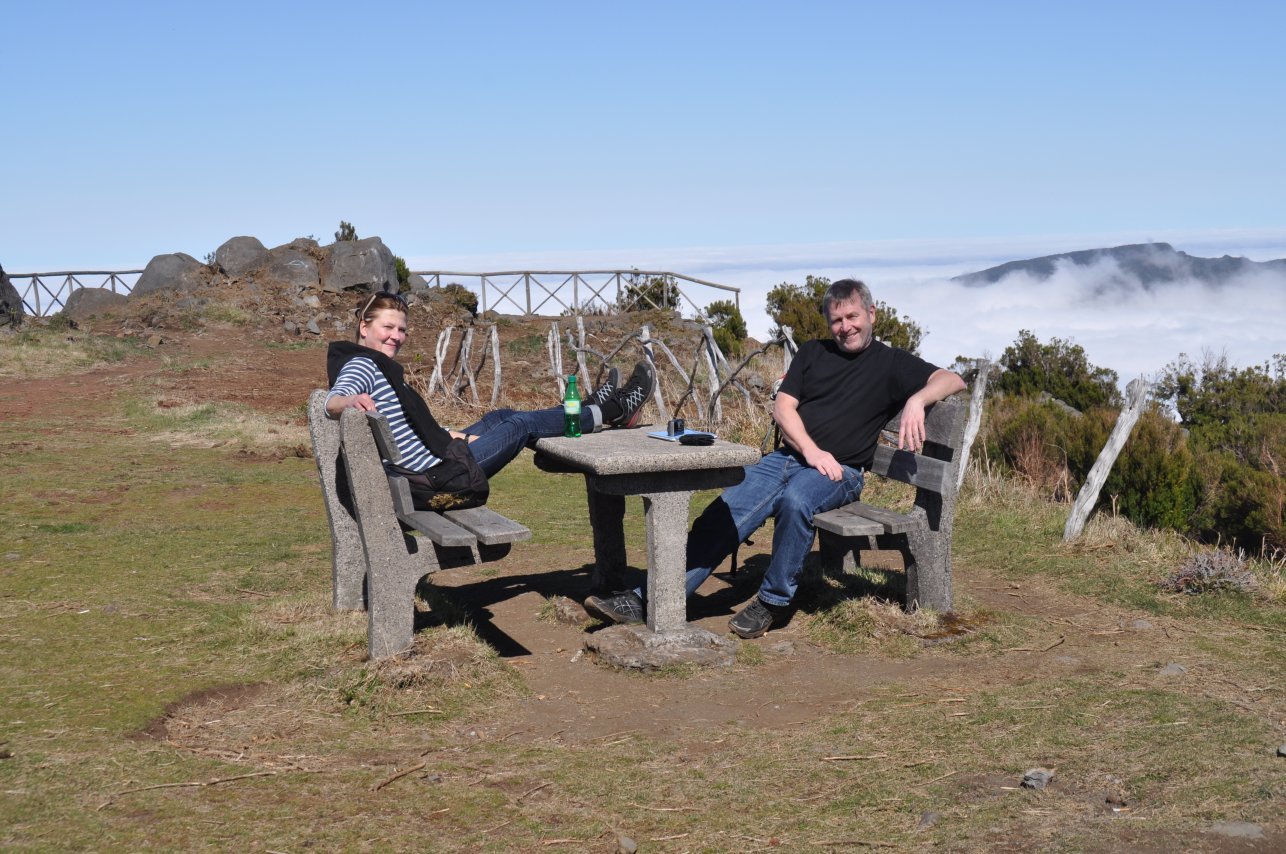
[534, 429, 761, 668]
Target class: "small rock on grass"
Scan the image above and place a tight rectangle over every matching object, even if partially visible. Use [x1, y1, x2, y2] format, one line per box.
[1022, 768, 1055, 789]
[1276, 744, 1286, 758]
[616, 834, 638, 853]
[551, 596, 592, 627]
[1158, 662, 1187, 676]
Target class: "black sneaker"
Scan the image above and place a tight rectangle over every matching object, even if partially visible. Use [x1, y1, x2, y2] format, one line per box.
[729, 597, 786, 639]
[588, 367, 620, 407]
[583, 591, 645, 625]
[609, 361, 656, 428]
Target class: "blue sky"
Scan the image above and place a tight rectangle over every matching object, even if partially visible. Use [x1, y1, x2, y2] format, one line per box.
[5, 1, 1285, 376]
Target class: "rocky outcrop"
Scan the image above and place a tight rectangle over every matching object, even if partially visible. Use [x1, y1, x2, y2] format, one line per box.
[258, 246, 320, 288]
[132, 253, 212, 297]
[321, 237, 397, 293]
[63, 286, 128, 320]
[126, 234, 398, 303]
[214, 236, 268, 276]
[0, 264, 23, 326]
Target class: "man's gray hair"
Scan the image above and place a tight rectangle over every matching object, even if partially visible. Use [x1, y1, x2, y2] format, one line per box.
[821, 279, 873, 318]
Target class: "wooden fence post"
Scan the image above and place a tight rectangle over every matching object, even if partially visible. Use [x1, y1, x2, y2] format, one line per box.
[575, 315, 592, 396]
[428, 327, 453, 397]
[488, 325, 502, 407]
[958, 360, 994, 490]
[640, 324, 669, 421]
[455, 327, 479, 404]
[547, 322, 564, 396]
[1063, 378, 1151, 541]
[701, 326, 724, 422]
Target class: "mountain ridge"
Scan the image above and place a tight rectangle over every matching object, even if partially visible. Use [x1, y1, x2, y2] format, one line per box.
[952, 242, 1286, 288]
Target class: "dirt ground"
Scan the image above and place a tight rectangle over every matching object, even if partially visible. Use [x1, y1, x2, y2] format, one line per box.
[9, 300, 1283, 851]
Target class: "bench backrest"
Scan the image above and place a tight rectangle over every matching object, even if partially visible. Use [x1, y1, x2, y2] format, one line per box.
[306, 389, 366, 610]
[871, 395, 969, 534]
[869, 395, 969, 497]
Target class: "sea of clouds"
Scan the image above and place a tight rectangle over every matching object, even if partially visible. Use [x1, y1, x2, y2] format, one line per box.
[418, 230, 1286, 386]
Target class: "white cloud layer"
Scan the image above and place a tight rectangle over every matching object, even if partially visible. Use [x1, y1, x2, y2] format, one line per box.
[416, 230, 1286, 385]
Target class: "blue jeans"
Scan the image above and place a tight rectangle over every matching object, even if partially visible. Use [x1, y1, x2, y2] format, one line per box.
[634, 448, 864, 607]
[462, 407, 596, 478]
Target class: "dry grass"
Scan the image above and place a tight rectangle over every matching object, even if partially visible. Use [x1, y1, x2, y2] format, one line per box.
[3, 327, 1283, 851]
[0, 322, 142, 378]
[142, 398, 311, 452]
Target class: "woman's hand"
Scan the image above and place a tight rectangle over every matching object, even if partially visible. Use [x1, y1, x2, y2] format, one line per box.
[448, 430, 478, 443]
[325, 393, 377, 418]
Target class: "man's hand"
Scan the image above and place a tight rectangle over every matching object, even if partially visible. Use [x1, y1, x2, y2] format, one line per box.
[898, 369, 967, 451]
[804, 446, 845, 482]
[775, 391, 846, 481]
[898, 397, 927, 451]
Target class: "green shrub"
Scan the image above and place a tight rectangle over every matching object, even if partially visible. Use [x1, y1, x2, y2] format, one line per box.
[995, 330, 1121, 411]
[440, 283, 478, 316]
[1106, 408, 1199, 531]
[394, 255, 410, 291]
[617, 270, 680, 311]
[1157, 354, 1286, 550]
[766, 275, 829, 341]
[705, 299, 746, 356]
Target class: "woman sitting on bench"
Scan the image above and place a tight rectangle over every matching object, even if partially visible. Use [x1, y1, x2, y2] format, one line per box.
[326, 290, 654, 510]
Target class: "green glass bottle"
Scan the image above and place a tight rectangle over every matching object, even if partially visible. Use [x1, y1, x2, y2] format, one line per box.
[563, 375, 581, 437]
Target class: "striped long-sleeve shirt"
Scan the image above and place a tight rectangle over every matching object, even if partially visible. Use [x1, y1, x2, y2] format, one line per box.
[326, 356, 441, 473]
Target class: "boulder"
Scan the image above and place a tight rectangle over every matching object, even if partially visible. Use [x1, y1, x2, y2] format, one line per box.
[0, 264, 23, 326]
[321, 237, 397, 293]
[214, 236, 267, 276]
[132, 253, 211, 297]
[258, 247, 320, 288]
[285, 237, 321, 254]
[62, 286, 128, 320]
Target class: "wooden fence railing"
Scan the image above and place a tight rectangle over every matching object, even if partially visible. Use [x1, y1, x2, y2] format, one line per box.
[10, 271, 143, 315]
[411, 270, 739, 317]
[11, 269, 739, 320]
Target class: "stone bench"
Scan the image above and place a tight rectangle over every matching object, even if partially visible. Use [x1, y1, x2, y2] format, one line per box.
[306, 389, 531, 659]
[809, 395, 968, 612]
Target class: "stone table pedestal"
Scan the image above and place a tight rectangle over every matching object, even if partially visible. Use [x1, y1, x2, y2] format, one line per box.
[535, 430, 760, 668]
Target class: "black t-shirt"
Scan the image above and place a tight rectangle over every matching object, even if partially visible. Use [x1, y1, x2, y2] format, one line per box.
[777, 338, 938, 469]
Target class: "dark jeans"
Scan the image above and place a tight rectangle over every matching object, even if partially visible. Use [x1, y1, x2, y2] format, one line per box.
[631, 448, 865, 606]
[462, 407, 594, 477]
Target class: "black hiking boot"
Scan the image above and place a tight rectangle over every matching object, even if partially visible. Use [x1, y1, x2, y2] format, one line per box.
[728, 596, 787, 639]
[608, 361, 656, 428]
[583, 591, 645, 625]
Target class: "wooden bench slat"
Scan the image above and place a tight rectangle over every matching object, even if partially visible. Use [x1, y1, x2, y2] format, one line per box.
[869, 445, 952, 493]
[813, 505, 885, 537]
[831, 501, 924, 534]
[397, 509, 478, 547]
[443, 506, 532, 545]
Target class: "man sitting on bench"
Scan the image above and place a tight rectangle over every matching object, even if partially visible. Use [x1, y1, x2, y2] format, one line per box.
[586, 279, 965, 638]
